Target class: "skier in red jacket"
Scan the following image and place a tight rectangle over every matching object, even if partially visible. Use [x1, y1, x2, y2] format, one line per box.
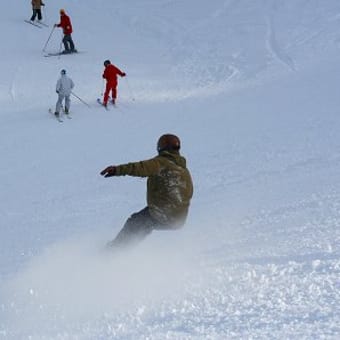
[54, 9, 77, 54]
[102, 60, 126, 107]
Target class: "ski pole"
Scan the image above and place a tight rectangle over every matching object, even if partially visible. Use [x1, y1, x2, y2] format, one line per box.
[101, 79, 105, 96]
[124, 77, 136, 102]
[42, 25, 55, 52]
[71, 92, 91, 108]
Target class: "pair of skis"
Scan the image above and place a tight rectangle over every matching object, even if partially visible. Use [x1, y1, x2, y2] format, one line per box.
[44, 50, 83, 58]
[48, 108, 72, 123]
[97, 98, 129, 113]
[24, 20, 49, 29]
[97, 98, 117, 111]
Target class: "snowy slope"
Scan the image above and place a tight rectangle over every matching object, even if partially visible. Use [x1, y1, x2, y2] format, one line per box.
[0, 0, 340, 339]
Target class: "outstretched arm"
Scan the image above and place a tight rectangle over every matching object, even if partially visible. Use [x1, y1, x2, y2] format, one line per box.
[100, 158, 161, 178]
[114, 65, 126, 77]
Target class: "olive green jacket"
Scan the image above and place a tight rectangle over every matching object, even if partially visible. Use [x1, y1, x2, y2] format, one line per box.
[115, 150, 193, 227]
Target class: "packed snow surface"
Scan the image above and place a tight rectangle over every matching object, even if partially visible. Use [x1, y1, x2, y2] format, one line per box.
[0, 0, 340, 339]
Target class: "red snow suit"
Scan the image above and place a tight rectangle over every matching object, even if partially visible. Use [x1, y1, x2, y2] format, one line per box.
[57, 13, 73, 35]
[102, 64, 125, 105]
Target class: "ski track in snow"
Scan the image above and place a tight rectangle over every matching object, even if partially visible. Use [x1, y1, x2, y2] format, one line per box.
[266, 15, 296, 72]
[9, 66, 20, 101]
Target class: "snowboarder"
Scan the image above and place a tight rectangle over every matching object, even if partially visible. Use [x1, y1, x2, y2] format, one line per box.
[100, 134, 194, 249]
[54, 9, 77, 54]
[102, 60, 126, 107]
[54, 69, 74, 118]
[30, 0, 45, 22]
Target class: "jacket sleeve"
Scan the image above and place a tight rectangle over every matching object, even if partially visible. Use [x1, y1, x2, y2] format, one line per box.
[114, 66, 124, 76]
[115, 158, 161, 177]
[102, 68, 107, 79]
[58, 16, 68, 29]
[56, 79, 61, 92]
[70, 78, 74, 89]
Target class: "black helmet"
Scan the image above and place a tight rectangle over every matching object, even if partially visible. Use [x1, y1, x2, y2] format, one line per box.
[104, 60, 111, 66]
[61, 69, 66, 75]
[157, 134, 181, 152]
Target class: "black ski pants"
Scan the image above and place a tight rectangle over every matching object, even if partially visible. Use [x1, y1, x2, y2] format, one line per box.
[108, 207, 160, 249]
[31, 9, 42, 21]
[62, 34, 75, 52]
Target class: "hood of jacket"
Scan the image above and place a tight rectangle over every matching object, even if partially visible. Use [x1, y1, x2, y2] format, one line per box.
[158, 150, 187, 169]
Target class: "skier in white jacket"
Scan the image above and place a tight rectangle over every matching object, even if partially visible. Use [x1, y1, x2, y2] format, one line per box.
[54, 69, 74, 118]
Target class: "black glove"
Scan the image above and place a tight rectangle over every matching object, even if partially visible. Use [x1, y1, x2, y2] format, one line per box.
[121, 72, 126, 77]
[100, 166, 117, 177]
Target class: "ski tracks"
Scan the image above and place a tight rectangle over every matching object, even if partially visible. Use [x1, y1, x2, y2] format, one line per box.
[266, 14, 296, 72]
[9, 66, 21, 101]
